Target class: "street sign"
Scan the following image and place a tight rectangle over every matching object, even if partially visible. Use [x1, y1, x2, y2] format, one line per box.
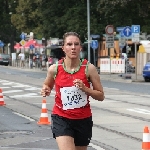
[29, 44, 35, 50]
[131, 25, 140, 33]
[119, 31, 126, 48]
[105, 25, 114, 35]
[20, 33, 26, 40]
[106, 35, 114, 48]
[0, 41, 4, 47]
[132, 25, 140, 42]
[123, 26, 132, 37]
[116, 27, 125, 32]
[90, 40, 98, 49]
[90, 34, 100, 39]
[120, 30, 124, 37]
[90, 40, 98, 67]
[20, 40, 26, 46]
[119, 37, 126, 48]
[132, 33, 140, 42]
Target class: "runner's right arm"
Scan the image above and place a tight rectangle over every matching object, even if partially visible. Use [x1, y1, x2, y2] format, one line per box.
[41, 64, 56, 96]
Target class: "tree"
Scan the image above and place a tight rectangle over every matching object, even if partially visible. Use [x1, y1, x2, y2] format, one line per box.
[11, 0, 43, 39]
[97, 0, 150, 33]
[0, 0, 13, 43]
[1, 0, 150, 45]
[41, 0, 102, 42]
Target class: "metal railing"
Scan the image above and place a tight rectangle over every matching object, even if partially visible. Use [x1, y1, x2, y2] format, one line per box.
[11, 58, 48, 70]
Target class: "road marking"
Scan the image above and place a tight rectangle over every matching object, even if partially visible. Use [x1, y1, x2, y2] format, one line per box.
[10, 93, 42, 98]
[12, 84, 31, 88]
[0, 80, 69, 98]
[0, 80, 9, 82]
[3, 90, 23, 93]
[0, 147, 58, 150]
[33, 103, 52, 105]
[1, 145, 57, 149]
[6, 72, 11, 74]
[140, 95, 150, 97]
[106, 95, 133, 97]
[104, 87, 119, 90]
[25, 87, 40, 90]
[127, 108, 150, 115]
[0, 87, 10, 89]
[89, 143, 105, 150]
[13, 112, 35, 121]
[2, 82, 14, 85]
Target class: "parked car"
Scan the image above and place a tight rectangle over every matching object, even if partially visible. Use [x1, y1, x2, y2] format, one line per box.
[143, 60, 150, 82]
[0, 54, 11, 66]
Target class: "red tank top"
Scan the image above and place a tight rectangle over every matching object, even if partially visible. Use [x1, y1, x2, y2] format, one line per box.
[52, 59, 92, 119]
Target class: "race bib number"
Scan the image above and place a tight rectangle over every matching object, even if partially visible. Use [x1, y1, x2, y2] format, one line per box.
[60, 86, 88, 110]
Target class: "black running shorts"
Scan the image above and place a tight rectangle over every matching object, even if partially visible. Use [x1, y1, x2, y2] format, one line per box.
[51, 114, 93, 146]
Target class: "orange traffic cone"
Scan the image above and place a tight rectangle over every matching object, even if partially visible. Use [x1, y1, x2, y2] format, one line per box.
[37, 99, 50, 125]
[0, 88, 6, 106]
[142, 126, 150, 150]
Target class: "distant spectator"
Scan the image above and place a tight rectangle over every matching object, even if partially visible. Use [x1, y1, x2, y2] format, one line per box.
[34, 51, 41, 68]
[29, 51, 34, 68]
[18, 52, 25, 68]
[48, 56, 53, 67]
[41, 51, 47, 70]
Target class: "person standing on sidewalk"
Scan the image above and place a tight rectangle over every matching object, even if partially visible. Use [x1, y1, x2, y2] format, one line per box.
[18, 51, 25, 68]
[35, 51, 41, 68]
[41, 51, 47, 70]
[29, 51, 34, 69]
[48, 55, 53, 67]
[41, 32, 104, 150]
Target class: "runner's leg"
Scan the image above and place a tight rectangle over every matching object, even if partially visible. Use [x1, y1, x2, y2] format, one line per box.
[75, 146, 87, 150]
[56, 136, 75, 150]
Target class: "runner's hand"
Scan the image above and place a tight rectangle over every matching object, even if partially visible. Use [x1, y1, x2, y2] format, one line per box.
[73, 79, 86, 92]
[41, 86, 51, 97]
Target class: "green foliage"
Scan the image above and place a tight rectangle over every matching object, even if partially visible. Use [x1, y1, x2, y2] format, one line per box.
[41, 0, 101, 42]
[11, 0, 43, 38]
[0, 0, 12, 42]
[97, 0, 150, 32]
[1, 0, 150, 44]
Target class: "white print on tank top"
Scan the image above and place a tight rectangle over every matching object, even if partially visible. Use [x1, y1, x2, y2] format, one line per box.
[60, 86, 88, 110]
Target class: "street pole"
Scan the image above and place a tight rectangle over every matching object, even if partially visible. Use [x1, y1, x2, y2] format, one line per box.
[126, 39, 128, 74]
[87, 0, 91, 62]
[93, 49, 96, 66]
[135, 43, 137, 80]
[108, 48, 111, 77]
[10, 34, 14, 53]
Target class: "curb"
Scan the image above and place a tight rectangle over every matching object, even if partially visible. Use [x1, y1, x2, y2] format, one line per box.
[3, 65, 47, 73]
[1, 66, 145, 83]
[100, 73, 144, 83]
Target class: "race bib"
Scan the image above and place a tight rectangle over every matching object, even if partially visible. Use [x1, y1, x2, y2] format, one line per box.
[60, 86, 88, 110]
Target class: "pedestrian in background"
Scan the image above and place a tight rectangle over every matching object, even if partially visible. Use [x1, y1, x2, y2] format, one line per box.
[48, 55, 53, 67]
[18, 51, 25, 68]
[41, 32, 104, 150]
[35, 51, 41, 68]
[41, 51, 47, 70]
[29, 50, 34, 69]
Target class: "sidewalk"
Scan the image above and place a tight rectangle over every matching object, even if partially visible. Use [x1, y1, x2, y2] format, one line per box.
[3, 65, 145, 83]
[100, 73, 144, 83]
[7, 64, 47, 73]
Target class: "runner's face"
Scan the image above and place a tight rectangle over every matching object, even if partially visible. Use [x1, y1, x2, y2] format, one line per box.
[62, 35, 81, 59]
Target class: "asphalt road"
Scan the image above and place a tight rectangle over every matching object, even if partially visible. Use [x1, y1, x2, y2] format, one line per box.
[0, 65, 150, 150]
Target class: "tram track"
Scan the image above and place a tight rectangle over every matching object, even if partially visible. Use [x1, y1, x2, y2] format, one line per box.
[4, 92, 146, 147]
[1, 79, 149, 150]
[4, 89, 150, 123]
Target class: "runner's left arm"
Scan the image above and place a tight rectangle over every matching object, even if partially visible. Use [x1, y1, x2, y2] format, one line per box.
[84, 63, 104, 101]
